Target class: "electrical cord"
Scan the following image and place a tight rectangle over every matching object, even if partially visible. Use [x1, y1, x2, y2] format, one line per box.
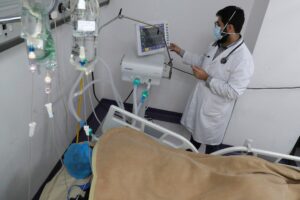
[170, 65, 194, 76]
[247, 86, 300, 90]
[222, 85, 300, 146]
[170, 66, 300, 88]
[122, 66, 193, 107]
[91, 72, 101, 103]
[123, 89, 133, 104]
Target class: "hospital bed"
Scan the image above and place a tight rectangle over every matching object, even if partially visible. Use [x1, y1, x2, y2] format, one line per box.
[102, 105, 300, 164]
[41, 105, 300, 200]
[87, 105, 300, 200]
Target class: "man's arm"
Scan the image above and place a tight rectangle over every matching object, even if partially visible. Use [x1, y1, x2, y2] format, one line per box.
[206, 59, 254, 100]
[192, 59, 254, 100]
[182, 51, 205, 67]
[169, 43, 204, 67]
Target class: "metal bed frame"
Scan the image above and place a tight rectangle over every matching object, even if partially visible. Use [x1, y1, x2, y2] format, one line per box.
[101, 105, 300, 166]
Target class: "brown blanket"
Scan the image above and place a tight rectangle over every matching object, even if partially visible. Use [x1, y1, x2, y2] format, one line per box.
[90, 127, 300, 200]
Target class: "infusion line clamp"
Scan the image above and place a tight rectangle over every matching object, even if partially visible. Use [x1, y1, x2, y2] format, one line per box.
[29, 122, 37, 137]
[45, 103, 54, 118]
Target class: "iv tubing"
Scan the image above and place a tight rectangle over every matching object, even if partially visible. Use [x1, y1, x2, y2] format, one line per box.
[98, 57, 124, 110]
[74, 79, 103, 97]
[136, 82, 151, 115]
[137, 102, 142, 115]
[88, 82, 102, 127]
[68, 72, 85, 122]
[133, 85, 138, 115]
[76, 78, 84, 143]
[69, 58, 125, 123]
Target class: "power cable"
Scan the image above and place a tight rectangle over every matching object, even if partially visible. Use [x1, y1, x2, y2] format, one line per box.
[171, 65, 194, 76]
[123, 89, 133, 104]
[91, 72, 101, 103]
[247, 86, 300, 90]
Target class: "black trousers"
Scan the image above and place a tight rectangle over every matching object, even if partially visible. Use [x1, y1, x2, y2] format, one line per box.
[190, 136, 222, 154]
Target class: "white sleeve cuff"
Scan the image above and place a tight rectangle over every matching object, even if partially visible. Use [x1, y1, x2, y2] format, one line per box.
[206, 76, 213, 88]
[179, 49, 185, 57]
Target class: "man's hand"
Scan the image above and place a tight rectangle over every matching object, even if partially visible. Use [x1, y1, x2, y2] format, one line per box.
[169, 43, 182, 55]
[192, 66, 209, 81]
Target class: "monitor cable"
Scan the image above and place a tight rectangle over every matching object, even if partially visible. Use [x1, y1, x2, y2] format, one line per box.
[91, 72, 101, 103]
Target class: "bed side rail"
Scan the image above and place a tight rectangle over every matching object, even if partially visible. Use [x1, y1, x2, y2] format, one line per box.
[101, 105, 198, 152]
[212, 143, 300, 164]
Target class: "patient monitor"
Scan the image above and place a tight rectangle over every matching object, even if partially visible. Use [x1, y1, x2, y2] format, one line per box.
[136, 22, 169, 56]
[121, 21, 168, 85]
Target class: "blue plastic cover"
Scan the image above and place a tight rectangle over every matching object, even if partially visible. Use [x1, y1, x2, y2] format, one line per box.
[63, 142, 92, 179]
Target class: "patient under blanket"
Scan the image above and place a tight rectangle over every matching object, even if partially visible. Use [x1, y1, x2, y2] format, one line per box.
[90, 127, 300, 200]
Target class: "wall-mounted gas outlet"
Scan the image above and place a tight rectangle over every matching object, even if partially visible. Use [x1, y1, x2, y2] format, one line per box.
[0, 22, 22, 45]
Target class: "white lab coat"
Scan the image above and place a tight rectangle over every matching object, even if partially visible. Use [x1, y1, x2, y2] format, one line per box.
[180, 39, 254, 145]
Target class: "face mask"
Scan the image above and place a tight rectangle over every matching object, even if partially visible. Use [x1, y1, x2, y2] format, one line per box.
[213, 25, 223, 40]
[214, 10, 237, 41]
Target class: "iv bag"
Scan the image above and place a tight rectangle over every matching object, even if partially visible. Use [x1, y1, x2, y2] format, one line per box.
[70, 0, 100, 74]
[20, 0, 57, 71]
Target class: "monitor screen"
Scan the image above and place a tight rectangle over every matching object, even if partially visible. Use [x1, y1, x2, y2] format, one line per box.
[140, 24, 165, 52]
[136, 22, 169, 56]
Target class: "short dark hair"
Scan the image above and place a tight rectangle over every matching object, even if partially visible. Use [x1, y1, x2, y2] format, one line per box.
[216, 6, 245, 33]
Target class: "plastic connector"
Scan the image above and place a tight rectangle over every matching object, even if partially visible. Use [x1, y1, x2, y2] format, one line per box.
[28, 45, 36, 59]
[44, 74, 52, 84]
[28, 52, 36, 60]
[45, 84, 52, 94]
[133, 78, 141, 86]
[50, 11, 58, 20]
[84, 125, 89, 136]
[79, 58, 88, 67]
[79, 47, 88, 66]
[45, 103, 54, 118]
[80, 120, 86, 128]
[141, 90, 149, 103]
[79, 46, 86, 60]
[84, 125, 92, 136]
[29, 64, 37, 73]
[28, 45, 35, 52]
[29, 122, 37, 137]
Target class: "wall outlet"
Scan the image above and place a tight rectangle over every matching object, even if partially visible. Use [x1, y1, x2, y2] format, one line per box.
[0, 22, 22, 45]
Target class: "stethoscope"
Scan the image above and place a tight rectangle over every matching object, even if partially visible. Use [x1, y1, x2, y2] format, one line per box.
[220, 40, 244, 64]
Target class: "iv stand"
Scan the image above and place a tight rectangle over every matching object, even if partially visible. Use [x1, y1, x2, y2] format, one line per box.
[98, 8, 174, 79]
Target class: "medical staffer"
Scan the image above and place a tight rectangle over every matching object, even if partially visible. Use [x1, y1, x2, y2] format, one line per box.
[170, 6, 254, 153]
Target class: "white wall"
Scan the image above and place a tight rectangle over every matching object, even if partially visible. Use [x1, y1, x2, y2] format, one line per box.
[224, 0, 300, 154]
[96, 0, 255, 113]
[250, 0, 300, 88]
[0, 0, 284, 199]
[243, 0, 270, 52]
[0, 25, 94, 199]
